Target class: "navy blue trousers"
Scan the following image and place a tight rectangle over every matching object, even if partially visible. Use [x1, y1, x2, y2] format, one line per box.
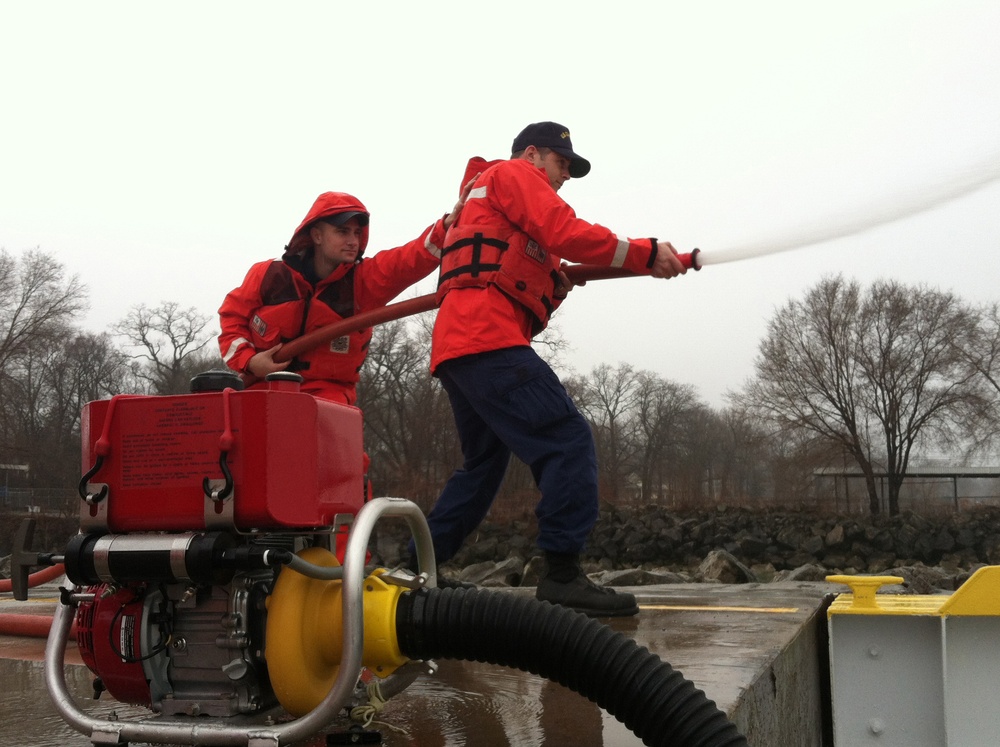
[424, 346, 599, 563]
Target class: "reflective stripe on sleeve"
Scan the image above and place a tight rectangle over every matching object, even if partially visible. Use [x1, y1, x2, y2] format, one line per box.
[611, 238, 629, 268]
[468, 186, 487, 200]
[425, 232, 442, 259]
[222, 337, 252, 364]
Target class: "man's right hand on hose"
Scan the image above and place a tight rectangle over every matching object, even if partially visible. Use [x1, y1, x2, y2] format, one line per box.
[246, 343, 290, 378]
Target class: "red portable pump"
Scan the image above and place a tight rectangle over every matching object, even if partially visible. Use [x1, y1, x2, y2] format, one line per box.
[67, 370, 368, 717]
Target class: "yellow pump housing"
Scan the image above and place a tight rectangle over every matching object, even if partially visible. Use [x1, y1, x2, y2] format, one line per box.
[264, 546, 410, 716]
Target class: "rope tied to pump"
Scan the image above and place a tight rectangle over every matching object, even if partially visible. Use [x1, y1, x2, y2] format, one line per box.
[348, 680, 410, 736]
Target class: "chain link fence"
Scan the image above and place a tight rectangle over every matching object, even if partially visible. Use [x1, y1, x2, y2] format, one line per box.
[0, 487, 77, 517]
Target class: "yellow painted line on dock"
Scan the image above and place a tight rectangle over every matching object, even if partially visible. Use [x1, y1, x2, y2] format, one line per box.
[640, 604, 800, 614]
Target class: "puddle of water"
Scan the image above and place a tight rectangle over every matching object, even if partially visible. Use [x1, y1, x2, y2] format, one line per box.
[0, 659, 149, 746]
[358, 659, 641, 747]
[0, 657, 644, 746]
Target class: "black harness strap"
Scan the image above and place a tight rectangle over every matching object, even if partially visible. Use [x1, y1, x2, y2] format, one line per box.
[438, 233, 509, 286]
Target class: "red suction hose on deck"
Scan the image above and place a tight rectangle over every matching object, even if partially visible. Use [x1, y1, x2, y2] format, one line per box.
[0, 564, 72, 639]
[0, 563, 65, 593]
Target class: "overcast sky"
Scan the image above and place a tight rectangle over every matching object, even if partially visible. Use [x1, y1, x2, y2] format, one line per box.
[2, 1, 998, 408]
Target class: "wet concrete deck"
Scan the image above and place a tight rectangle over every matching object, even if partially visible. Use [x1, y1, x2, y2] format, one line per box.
[1, 580, 834, 746]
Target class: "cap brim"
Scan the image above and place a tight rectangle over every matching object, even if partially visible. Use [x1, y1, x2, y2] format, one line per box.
[569, 158, 591, 179]
[551, 146, 591, 178]
[322, 210, 370, 227]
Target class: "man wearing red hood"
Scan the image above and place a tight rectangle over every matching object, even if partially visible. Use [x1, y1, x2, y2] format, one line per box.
[421, 122, 690, 616]
[218, 190, 466, 404]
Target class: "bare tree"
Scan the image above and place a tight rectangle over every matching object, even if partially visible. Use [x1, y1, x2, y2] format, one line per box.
[576, 362, 641, 503]
[0, 248, 87, 371]
[358, 317, 459, 506]
[632, 372, 700, 504]
[113, 301, 220, 394]
[673, 404, 728, 505]
[41, 331, 139, 440]
[739, 275, 984, 515]
[533, 319, 572, 370]
[954, 301, 1000, 453]
[6, 331, 137, 499]
[716, 404, 777, 504]
[859, 280, 984, 513]
[0, 248, 87, 468]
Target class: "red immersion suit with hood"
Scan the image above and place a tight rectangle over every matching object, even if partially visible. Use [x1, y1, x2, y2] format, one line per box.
[219, 191, 448, 404]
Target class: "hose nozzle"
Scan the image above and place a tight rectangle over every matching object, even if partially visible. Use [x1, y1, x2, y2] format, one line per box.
[679, 248, 701, 271]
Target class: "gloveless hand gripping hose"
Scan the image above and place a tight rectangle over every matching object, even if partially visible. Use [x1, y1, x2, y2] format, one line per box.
[395, 586, 748, 747]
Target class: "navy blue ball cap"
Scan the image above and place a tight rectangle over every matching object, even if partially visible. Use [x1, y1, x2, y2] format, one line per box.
[320, 210, 369, 227]
[511, 121, 591, 178]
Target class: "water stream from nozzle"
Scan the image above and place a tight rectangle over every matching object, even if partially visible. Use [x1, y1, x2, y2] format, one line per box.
[696, 156, 1000, 267]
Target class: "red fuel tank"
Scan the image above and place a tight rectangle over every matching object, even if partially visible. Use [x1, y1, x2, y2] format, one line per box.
[80, 383, 365, 533]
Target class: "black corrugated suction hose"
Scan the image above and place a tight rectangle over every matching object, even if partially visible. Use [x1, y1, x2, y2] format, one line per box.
[395, 587, 749, 747]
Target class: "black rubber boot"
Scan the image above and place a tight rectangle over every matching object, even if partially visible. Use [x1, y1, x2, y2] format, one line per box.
[536, 552, 639, 617]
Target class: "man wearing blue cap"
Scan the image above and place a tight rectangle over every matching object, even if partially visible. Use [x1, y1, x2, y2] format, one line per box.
[423, 121, 689, 616]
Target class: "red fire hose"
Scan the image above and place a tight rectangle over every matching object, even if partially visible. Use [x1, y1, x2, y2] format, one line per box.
[0, 613, 76, 638]
[252, 254, 699, 380]
[0, 563, 65, 593]
[0, 564, 70, 638]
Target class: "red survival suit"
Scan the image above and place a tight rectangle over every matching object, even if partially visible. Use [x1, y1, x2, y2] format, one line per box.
[431, 158, 659, 373]
[219, 191, 448, 404]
